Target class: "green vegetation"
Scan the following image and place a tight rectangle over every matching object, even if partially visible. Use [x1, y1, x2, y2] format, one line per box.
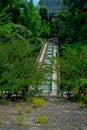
[78, 101, 85, 108]
[0, 0, 87, 103]
[39, 5, 49, 23]
[0, 0, 50, 100]
[16, 103, 23, 115]
[0, 119, 3, 124]
[37, 116, 48, 124]
[32, 97, 45, 108]
[52, 0, 87, 102]
[67, 122, 71, 130]
[59, 44, 87, 90]
[26, 106, 32, 113]
[15, 115, 25, 125]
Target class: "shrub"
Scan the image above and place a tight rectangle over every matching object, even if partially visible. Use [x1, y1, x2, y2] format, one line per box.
[84, 97, 87, 103]
[72, 94, 86, 102]
[0, 96, 7, 104]
[25, 97, 33, 103]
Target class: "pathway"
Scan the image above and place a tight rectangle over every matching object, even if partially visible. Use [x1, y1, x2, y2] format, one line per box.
[38, 39, 59, 96]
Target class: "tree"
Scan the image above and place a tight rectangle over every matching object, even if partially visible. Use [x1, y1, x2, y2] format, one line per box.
[63, 0, 87, 13]
[39, 6, 49, 23]
[0, 0, 41, 36]
[39, 0, 43, 5]
[0, 5, 44, 99]
[0, 6, 11, 25]
[0, 0, 48, 99]
[19, 2, 41, 36]
[40, 23, 50, 38]
[57, 44, 87, 93]
[30, 0, 33, 4]
[0, 22, 45, 98]
[54, 9, 87, 45]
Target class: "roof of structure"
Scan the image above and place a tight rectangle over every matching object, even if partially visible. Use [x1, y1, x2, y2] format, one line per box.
[43, 0, 63, 14]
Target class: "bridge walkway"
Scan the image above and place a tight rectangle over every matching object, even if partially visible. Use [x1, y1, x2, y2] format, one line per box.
[38, 38, 59, 96]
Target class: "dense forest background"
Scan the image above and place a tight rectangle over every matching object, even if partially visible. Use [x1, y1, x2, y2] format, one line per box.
[0, 0, 50, 100]
[54, 0, 87, 101]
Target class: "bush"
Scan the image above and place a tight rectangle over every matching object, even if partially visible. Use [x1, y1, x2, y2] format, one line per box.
[72, 94, 86, 102]
[77, 24, 87, 42]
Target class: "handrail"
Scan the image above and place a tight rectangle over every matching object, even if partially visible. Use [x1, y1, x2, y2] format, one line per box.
[36, 41, 46, 63]
[36, 39, 48, 63]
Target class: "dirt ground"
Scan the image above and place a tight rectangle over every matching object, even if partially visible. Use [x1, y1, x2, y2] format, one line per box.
[0, 97, 87, 130]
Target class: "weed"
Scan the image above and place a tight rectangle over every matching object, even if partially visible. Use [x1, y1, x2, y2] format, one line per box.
[79, 101, 85, 108]
[15, 115, 25, 125]
[16, 103, 23, 114]
[37, 116, 48, 124]
[67, 123, 71, 130]
[0, 119, 3, 124]
[24, 123, 29, 127]
[32, 97, 45, 108]
[26, 106, 32, 113]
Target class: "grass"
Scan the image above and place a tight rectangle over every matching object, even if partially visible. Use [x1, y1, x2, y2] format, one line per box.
[15, 115, 25, 125]
[78, 101, 85, 108]
[37, 116, 48, 124]
[0, 119, 3, 124]
[32, 97, 45, 108]
[67, 123, 71, 130]
[26, 106, 32, 113]
[16, 102, 24, 114]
